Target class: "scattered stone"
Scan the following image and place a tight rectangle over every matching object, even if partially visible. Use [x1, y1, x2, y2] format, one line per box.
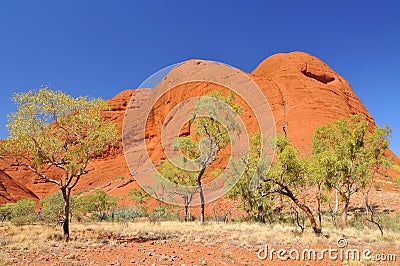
[64, 254, 76, 259]
[158, 254, 169, 261]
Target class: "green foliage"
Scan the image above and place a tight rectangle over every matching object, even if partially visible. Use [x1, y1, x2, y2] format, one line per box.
[266, 135, 306, 189]
[349, 212, 400, 232]
[379, 213, 400, 231]
[311, 114, 392, 225]
[129, 187, 151, 204]
[81, 190, 118, 221]
[173, 90, 244, 169]
[393, 165, 400, 179]
[0, 199, 37, 224]
[228, 132, 274, 222]
[11, 199, 36, 218]
[148, 204, 177, 224]
[10, 216, 36, 226]
[232, 133, 322, 233]
[2, 199, 38, 225]
[39, 192, 82, 222]
[1, 87, 118, 176]
[0, 203, 14, 222]
[128, 188, 150, 216]
[0, 87, 119, 238]
[158, 159, 198, 210]
[312, 115, 391, 193]
[112, 208, 141, 222]
[193, 91, 243, 152]
[159, 160, 198, 186]
[163, 90, 244, 222]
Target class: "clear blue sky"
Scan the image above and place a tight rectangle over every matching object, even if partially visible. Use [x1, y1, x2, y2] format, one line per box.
[0, 1, 399, 155]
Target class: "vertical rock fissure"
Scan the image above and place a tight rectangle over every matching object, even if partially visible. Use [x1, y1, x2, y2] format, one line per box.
[268, 77, 288, 137]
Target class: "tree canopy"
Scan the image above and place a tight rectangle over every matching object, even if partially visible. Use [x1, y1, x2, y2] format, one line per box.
[0, 87, 118, 240]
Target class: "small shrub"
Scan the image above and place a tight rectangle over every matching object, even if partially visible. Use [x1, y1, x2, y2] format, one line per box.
[379, 213, 400, 231]
[112, 208, 140, 222]
[10, 215, 36, 226]
[40, 192, 82, 223]
[128, 188, 150, 216]
[0, 203, 14, 222]
[350, 213, 366, 230]
[11, 199, 36, 218]
[148, 204, 177, 224]
[80, 190, 118, 221]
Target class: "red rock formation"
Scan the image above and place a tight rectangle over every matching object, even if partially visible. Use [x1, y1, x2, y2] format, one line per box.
[251, 51, 374, 151]
[0, 170, 38, 204]
[0, 52, 398, 215]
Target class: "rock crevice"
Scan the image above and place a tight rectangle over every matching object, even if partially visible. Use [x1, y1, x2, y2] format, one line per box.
[301, 64, 335, 84]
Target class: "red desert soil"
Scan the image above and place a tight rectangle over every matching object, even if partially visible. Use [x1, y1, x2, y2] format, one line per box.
[1, 222, 398, 265]
[0, 51, 399, 214]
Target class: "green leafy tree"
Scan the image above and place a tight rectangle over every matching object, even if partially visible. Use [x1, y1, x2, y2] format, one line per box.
[228, 132, 274, 223]
[11, 199, 36, 217]
[81, 189, 118, 221]
[175, 91, 243, 223]
[128, 187, 151, 216]
[40, 191, 82, 223]
[7, 199, 37, 225]
[158, 159, 198, 221]
[0, 87, 118, 240]
[304, 155, 332, 229]
[258, 135, 322, 234]
[0, 202, 14, 222]
[312, 115, 392, 227]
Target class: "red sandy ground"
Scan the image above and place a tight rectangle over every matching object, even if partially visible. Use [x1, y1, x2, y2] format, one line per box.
[2, 237, 398, 266]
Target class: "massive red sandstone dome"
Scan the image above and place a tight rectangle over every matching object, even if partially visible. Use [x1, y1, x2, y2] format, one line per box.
[1, 51, 398, 212]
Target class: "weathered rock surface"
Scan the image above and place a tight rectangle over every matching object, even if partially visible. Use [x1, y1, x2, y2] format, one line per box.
[0, 170, 38, 204]
[0, 52, 398, 215]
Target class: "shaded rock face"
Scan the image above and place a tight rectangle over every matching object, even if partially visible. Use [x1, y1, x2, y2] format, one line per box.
[0, 170, 38, 204]
[0, 51, 398, 210]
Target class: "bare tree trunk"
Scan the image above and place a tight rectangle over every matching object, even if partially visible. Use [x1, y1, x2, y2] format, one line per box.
[279, 185, 321, 235]
[61, 187, 71, 241]
[184, 195, 189, 222]
[198, 182, 205, 223]
[291, 196, 321, 235]
[197, 168, 206, 223]
[342, 198, 350, 227]
[316, 184, 322, 228]
[365, 173, 383, 235]
[335, 189, 339, 213]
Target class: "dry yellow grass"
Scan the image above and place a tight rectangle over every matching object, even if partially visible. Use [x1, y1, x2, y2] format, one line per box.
[0, 220, 398, 251]
[0, 221, 398, 266]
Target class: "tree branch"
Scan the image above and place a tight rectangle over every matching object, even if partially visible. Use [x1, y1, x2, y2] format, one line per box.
[0, 156, 61, 186]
